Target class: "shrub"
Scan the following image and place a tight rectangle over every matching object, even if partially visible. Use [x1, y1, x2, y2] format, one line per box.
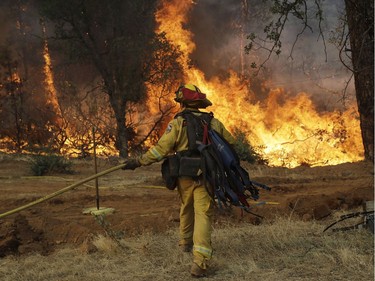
[232, 129, 266, 164]
[30, 154, 74, 176]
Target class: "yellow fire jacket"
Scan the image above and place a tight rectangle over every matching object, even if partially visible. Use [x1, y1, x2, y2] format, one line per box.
[138, 108, 235, 166]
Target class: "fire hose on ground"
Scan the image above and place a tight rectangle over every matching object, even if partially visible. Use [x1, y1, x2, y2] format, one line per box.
[0, 163, 127, 219]
[0, 163, 277, 220]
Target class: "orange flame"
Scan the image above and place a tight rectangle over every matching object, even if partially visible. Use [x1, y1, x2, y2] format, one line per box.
[42, 23, 61, 118]
[155, 0, 364, 167]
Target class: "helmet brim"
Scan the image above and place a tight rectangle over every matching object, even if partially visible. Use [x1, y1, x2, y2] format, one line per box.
[174, 87, 213, 108]
[177, 98, 212, 108]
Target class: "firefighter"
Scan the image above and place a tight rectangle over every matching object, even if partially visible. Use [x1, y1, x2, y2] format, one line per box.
[122, 83, 235, 278]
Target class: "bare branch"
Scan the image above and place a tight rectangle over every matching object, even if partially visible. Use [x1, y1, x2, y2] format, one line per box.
[246, 0, 329, 75]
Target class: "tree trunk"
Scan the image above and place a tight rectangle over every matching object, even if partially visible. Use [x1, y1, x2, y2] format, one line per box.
[108, 93, 128, 158]
[345, 0, 374, 162]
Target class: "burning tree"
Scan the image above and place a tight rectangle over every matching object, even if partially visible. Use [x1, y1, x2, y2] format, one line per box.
[0, 46, 26, 151]
[38, 0, 183, 157]
[0, 2, 62, 153]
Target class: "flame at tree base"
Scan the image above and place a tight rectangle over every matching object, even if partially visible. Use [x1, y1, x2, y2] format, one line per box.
[257, 92, 363, 168]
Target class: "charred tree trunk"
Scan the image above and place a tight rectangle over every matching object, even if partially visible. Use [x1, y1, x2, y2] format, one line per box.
[345, 0, 374, 162]
[108, 93, 128, 158]
[7, 62, 23, 152]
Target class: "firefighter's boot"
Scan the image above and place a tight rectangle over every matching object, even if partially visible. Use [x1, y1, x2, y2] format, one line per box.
[191, 262, 207, 278]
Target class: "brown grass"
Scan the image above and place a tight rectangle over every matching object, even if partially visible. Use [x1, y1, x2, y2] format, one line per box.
[0, 217, 373, 281]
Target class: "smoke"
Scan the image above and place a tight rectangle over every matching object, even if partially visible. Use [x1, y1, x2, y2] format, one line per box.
[187, 0, 241, 78]
[187, 0, 252, 76]
[188, 0, 354, 111]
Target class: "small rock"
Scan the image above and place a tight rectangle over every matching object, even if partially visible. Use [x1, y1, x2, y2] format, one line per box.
[302, 213, 312, 221]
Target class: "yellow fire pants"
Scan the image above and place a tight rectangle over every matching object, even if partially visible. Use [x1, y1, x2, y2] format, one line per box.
[177, 177, 214, 269]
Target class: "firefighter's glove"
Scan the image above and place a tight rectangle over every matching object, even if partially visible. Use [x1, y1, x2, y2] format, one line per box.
[122, 158, 141, 170]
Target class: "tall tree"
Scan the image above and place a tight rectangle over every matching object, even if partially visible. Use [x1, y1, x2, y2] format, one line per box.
[38, 0, 182, 157]
[0, 46, 25, 151]
[344, 0, 374, 162]
[245, 0, 374, 162]
[0, 0, 59, 152]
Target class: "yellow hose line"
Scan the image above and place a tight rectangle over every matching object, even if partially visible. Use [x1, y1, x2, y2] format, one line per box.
[0, 163, 126, 219]
[262, 202, 280, 205]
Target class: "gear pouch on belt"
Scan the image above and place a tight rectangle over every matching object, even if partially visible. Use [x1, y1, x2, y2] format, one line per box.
[161, 154, 180, 190]
[178, 156, 201, 177]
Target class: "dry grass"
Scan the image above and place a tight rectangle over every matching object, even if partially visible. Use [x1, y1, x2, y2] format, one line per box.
[0, 217, 373, 281]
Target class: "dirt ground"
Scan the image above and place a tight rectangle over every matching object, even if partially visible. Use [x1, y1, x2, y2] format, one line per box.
[0, 154, 373, 258]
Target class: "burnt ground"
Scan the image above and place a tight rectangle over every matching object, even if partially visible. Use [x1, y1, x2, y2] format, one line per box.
[0, 154, 373, 257]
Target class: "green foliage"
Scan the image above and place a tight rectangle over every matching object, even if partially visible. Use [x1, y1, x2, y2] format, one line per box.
[232, 129, 265, 164]
[29, 154, 73, 176]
